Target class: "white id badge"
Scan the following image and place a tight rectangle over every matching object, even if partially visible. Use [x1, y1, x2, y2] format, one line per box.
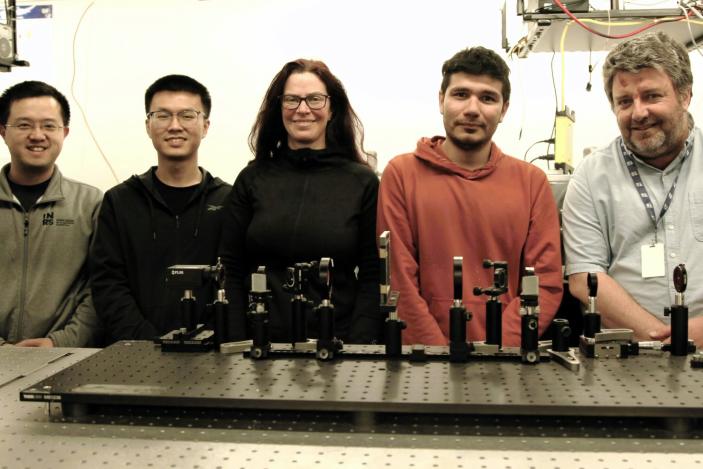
[641, 243, 665, 278]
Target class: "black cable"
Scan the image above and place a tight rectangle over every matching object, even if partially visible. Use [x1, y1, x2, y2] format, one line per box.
[551, 51, 558, 115]
[586, 49, 593, 92]
[529, 155, 555, 164]
[535, 0, 588, 13]
[548, 51, 558, 159]
[523, 138, 555, 161]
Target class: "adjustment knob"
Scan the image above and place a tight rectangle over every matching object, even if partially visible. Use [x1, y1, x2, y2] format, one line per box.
[587, 272, 598, 297]
[453, 257, 463, 300]
[674, 264, 687, 294]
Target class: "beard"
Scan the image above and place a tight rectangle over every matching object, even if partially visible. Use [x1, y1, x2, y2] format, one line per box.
[625, 127, 667, 158]
[446, 129, 489, 152]
[624, 121, 687, 166]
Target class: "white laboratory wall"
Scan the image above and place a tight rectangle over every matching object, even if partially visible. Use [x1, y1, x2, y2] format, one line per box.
[0, 0, 701, 191]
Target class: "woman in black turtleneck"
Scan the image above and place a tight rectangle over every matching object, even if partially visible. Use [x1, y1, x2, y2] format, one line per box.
[220, 59, 382, 344]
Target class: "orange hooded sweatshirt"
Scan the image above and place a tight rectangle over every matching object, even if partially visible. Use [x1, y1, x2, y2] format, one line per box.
[377, 137, 563, 347]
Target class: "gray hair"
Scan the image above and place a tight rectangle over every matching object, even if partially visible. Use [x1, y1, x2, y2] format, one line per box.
[602, 32, 692, 106]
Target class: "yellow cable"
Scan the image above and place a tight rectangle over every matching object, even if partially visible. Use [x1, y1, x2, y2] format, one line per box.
[582, 17, 703, 26]
[582, 19, 644, 26]
[560, 21, 572, 112]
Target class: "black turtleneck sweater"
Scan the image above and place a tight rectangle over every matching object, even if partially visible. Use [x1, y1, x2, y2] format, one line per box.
[220, 147, 382, 344]
[90, 167, 231, 344]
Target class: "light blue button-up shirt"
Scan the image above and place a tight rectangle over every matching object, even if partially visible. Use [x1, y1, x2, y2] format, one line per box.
[563, 128, 702, 322]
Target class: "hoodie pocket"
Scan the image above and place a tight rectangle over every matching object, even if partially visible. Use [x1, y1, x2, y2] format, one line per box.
[689, 191, 703, 242]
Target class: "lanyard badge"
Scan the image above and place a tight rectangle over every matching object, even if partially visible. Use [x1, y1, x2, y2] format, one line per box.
[619, 138, 692, 279]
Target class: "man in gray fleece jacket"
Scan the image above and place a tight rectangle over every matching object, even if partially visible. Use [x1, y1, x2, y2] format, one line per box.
[0, 81, 102, 347]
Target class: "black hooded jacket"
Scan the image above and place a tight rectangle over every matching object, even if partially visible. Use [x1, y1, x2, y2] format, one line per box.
[220, 147, 382, 344]
[90, 167, 231, 344]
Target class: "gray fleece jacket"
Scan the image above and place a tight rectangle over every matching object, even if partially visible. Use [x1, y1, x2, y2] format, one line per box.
[0, 164, 102, 346]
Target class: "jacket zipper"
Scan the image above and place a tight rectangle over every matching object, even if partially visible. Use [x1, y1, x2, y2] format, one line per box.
[289, 174, 310, 254]
[17, 212, 30, 340]
[175, 215, 180, 228]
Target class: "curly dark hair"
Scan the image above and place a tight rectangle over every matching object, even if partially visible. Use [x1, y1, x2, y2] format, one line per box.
[440, 47, 511, 103]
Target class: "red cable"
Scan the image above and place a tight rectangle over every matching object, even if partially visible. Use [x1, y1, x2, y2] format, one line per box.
[552, 0, 690, 39]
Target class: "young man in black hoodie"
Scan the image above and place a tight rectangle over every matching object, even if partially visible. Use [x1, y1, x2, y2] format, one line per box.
[91, 75, 231, 345]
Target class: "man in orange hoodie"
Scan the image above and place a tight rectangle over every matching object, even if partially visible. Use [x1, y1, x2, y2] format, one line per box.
[377, 47, 563, 347]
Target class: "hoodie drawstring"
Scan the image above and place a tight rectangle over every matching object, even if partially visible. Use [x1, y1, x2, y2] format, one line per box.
[146, 194, 157, 241]
[193, 190, 207, 238]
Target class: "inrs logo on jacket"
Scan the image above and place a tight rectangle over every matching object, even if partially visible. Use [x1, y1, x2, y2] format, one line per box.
[42, 211, 75, 227]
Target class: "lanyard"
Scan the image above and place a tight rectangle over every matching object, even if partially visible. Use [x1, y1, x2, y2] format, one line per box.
[619, 137, 692, 244]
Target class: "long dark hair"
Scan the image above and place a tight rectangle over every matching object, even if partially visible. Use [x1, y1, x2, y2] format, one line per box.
[249, 59, 369, 165]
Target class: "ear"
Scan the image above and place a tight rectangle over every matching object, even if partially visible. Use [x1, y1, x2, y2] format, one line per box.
[680, 87, 692, 110]
[202, 118, 210, 138]
[145, 119, 152, 139]
[63, 126, 70, 138]
[499, 100, 510, 123]
[438, 90, 445, 115]
[0, 125, 5, 139]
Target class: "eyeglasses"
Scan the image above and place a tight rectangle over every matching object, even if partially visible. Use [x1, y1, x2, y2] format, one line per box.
[147, 109, 204, 128]
[280, 94, 330, 110]
[4, 121, 64, 133]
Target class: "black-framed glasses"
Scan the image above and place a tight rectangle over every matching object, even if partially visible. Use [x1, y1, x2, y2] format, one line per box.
[147, 109, 204, 128]
[4, 121, 64, 133]
[280, 94, 330, 110]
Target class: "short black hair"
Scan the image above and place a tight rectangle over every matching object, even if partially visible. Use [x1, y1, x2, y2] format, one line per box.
[440, 47, 511, 103]
[0, 80, 71, 125]
[144, 74, 212, 117]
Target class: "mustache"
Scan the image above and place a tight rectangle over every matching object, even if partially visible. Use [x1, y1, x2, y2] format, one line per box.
[630, 120, 659, 130]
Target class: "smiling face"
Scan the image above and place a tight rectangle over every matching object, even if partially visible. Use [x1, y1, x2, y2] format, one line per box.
[281, 72, 331, 150]
[439, 72, 508, 154]
[0, 96, 69, 184]
[611, 67, 691, 169]
[145, 90, 209, 163]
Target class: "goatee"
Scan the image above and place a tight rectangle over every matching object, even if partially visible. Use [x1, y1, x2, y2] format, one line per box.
[447, 133, 486, 151]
